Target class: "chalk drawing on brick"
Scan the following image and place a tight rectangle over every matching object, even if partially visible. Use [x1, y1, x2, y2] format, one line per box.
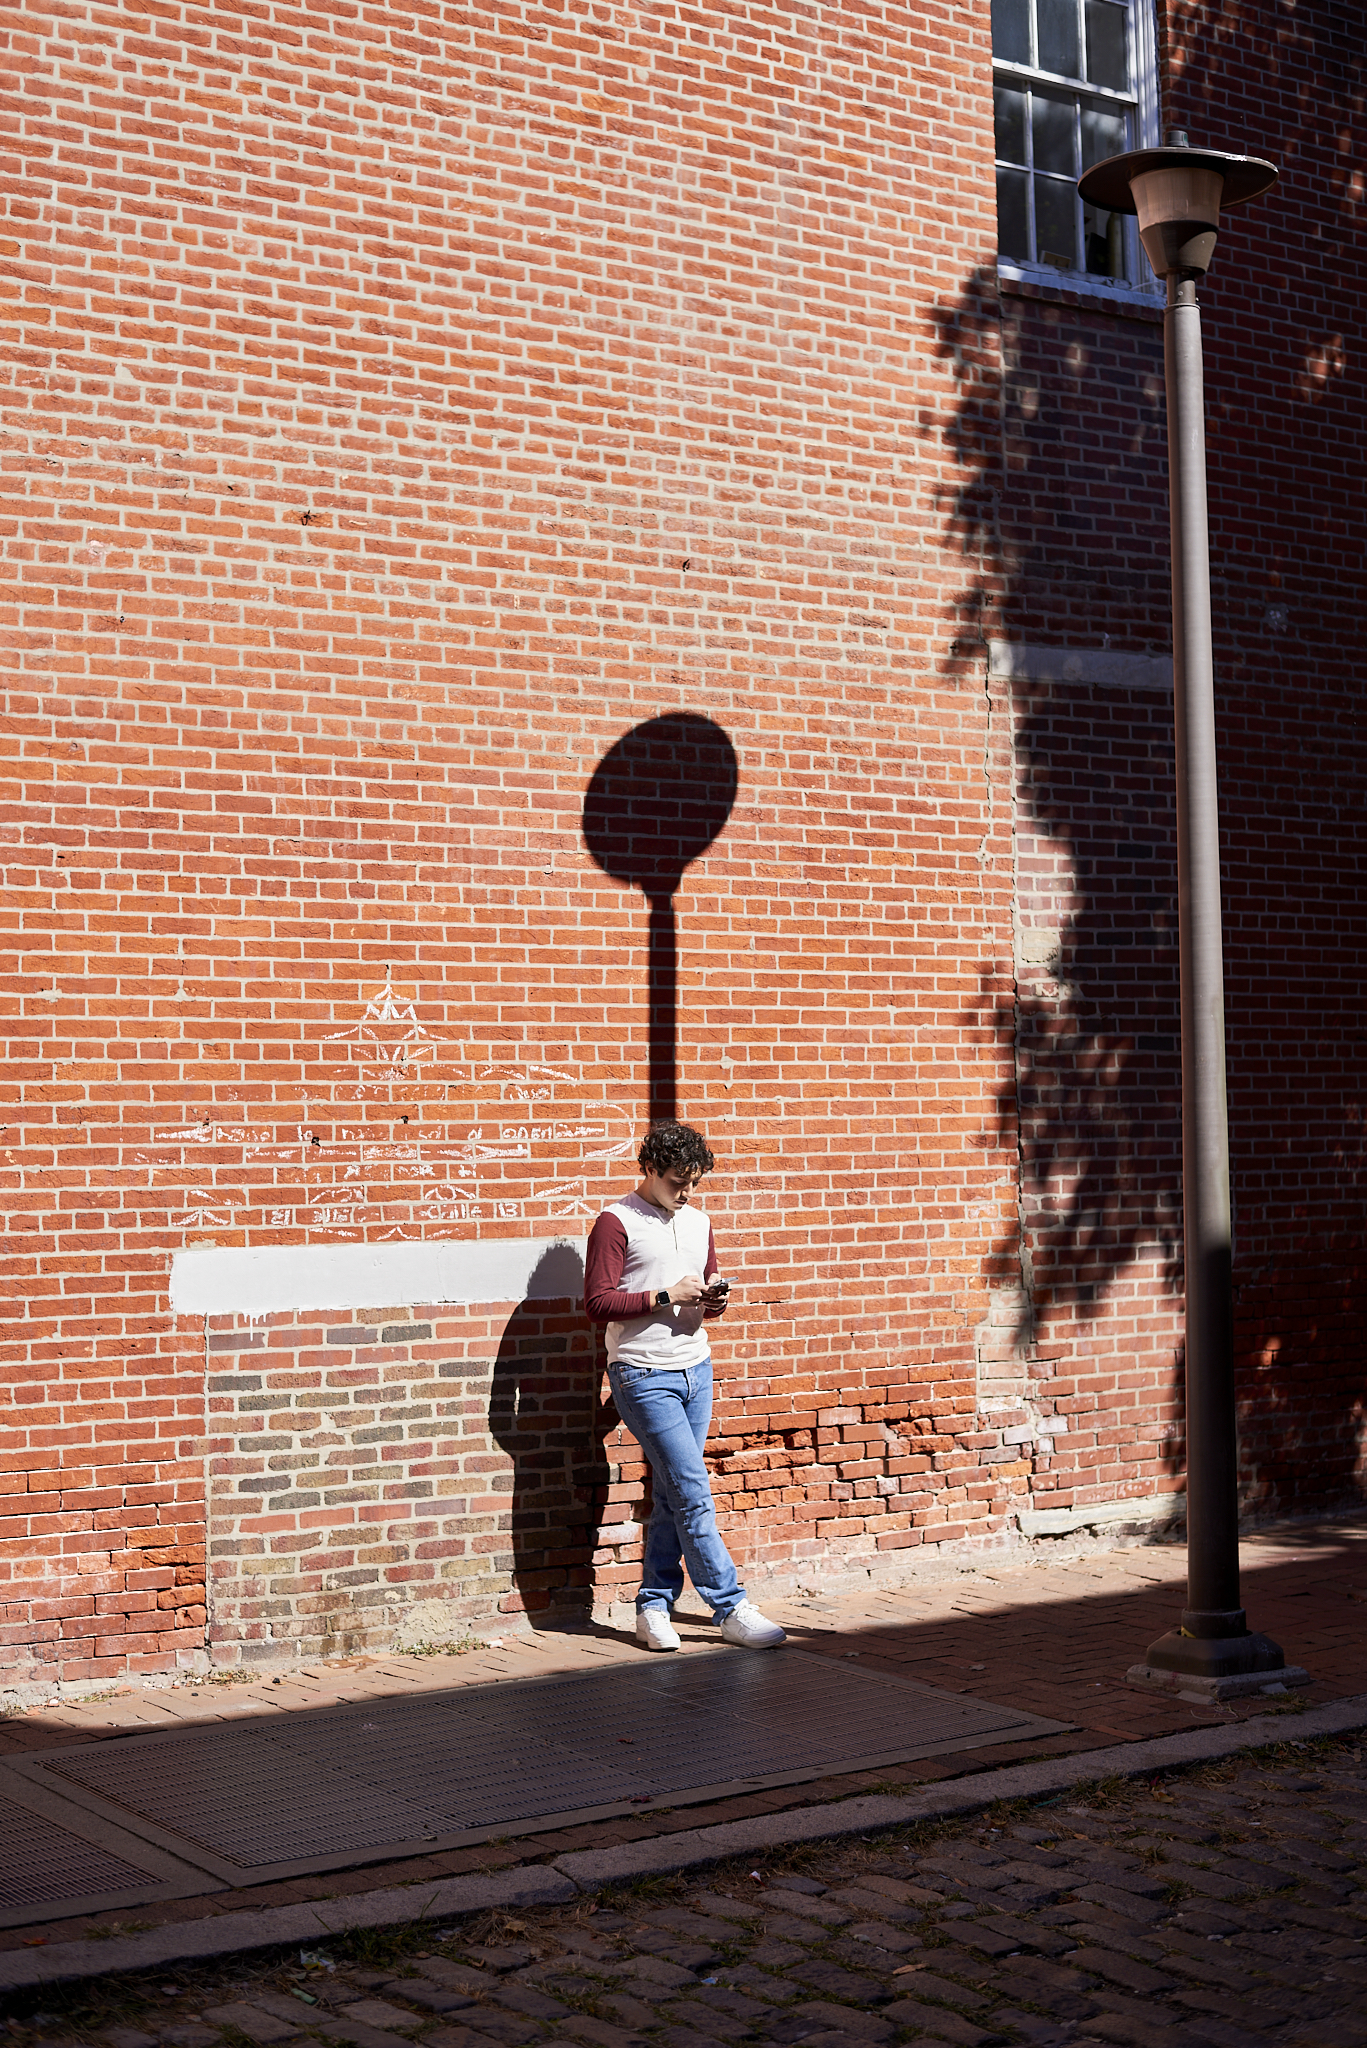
[129, 977, 635, 1242]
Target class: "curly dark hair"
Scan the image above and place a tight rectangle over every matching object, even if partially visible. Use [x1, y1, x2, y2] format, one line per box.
[637, 1120, 716, 1179]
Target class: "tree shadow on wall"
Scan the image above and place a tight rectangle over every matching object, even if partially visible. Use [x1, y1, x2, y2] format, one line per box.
[935, 261, 1184, 1435]
[1006, 683, 1185, 1317]
[936, 256, 1367, 1514]
[487, 1242, 612, 1628]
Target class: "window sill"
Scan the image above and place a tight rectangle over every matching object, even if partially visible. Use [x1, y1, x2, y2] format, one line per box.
[998, 261, 1163, 323]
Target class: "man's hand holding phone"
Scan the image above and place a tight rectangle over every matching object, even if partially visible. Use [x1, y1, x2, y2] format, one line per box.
[659, 1274, 731, 1314]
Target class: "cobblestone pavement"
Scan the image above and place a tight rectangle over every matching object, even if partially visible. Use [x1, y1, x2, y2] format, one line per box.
[5, 1736, 1364, 2048]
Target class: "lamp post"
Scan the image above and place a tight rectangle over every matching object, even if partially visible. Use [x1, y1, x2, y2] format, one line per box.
[1077, 135, 1308, 1699]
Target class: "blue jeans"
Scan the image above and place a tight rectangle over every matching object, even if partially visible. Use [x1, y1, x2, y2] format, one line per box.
[606, 1356, 744, 1622]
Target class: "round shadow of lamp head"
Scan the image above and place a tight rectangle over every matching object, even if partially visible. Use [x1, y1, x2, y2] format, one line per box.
[582, 713, 739, 902]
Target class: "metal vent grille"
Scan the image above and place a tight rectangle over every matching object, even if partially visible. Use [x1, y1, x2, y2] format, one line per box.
[40, 1652, 1068, 1875]
[0, 1795, 154, 1909]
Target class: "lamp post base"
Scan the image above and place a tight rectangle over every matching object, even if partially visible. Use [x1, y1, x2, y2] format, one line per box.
[1128, 1656, 1312, 1705]
[1147, 1622, 1287, 1671]
[1128, 1622, 1309, 1701]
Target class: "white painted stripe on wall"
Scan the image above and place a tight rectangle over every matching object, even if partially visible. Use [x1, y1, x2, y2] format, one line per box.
[169, 1236, 586, 1318]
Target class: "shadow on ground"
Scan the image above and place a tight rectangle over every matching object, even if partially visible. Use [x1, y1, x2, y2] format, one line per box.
[6, 1518, 1362, 1760]
[0, 1519, 1362, 1952]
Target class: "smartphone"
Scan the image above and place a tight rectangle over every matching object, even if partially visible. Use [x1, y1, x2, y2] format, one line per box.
[705, 1276, 730, 1298]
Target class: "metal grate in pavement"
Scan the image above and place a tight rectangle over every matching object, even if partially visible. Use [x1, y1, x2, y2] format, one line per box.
[0, 1784, 226, 1931]
[26, 1650, 1071, 1886]
[33, 1724, 463, 1869]
[0, 1795, 152, 1910]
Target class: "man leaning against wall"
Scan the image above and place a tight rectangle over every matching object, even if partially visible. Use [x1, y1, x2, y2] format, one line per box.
[584, 1120, 787, 1652]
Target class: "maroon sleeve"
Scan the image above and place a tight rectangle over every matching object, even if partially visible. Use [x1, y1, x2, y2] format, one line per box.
[584, 1212, 653, 1324]
[704, 1226, 718, 1281]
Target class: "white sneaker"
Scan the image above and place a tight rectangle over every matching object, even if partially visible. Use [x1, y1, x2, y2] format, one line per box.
[635, 1608, 681, 1652]
[720, 1600, 787, 1649]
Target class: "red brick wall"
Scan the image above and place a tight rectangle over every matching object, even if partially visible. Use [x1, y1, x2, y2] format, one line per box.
[1, 0, 1023, 1684]
[4, 0, 1363, 1686]
[1174, 3, 1367, 1516]
[200, 1293, 1079, 1665]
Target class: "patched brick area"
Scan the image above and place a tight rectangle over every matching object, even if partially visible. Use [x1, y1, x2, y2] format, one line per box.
[205, 1302, 599, 1655]
[204, 1297, 1106, 1658]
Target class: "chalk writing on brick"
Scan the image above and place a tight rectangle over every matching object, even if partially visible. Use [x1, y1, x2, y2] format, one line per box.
[122, 977, 634, 1243]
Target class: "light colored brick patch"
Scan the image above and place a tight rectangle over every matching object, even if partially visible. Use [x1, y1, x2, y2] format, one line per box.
[204, 1299, 600, 1661]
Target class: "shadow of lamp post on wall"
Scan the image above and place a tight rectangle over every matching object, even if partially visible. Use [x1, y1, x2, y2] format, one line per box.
[1077, 135, 1309, 1699]
[582, 714, 740, 1125]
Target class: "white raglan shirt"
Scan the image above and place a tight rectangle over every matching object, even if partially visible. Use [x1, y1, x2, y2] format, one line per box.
[590, 1192, 715, 1369]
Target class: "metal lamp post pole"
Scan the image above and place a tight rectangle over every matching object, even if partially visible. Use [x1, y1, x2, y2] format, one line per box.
[1165, 262, 1243, 1650]
[1078, 133, 1308, 1699]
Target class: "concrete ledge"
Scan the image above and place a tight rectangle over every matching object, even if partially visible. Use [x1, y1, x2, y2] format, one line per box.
[551, 1691, 1367, 1888]
[551, 1795, 924, 1887]
[989, 640, 1173, 694]
[0, 1865, 577, 1994]
[1017, 1492, 1184, 1539]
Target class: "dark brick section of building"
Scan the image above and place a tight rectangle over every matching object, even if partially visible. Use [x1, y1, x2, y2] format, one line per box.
[994, 2, 1367, 1522]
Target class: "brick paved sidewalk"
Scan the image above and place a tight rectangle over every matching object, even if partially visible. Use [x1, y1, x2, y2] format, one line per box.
[2, 1517, 1363, 1960]
[5, 1721, 1365, 2048]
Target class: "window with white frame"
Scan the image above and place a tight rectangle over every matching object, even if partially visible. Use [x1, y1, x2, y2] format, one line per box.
[992, 0, 1159, 290]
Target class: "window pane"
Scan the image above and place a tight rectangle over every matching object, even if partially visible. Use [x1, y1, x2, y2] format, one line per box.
[1037, 0, 1080, 77]
[997, 167, 1031, 260]
[1085, 0, 1129, 89]
[1032, 90, 1076, 176]
[995, 86, 1028, 163]
[1035, 175, 1077, 268]
[1081, 103, 1127, 169]
[991, 0, 1031, 64]
[1084, 201, 1126, 277]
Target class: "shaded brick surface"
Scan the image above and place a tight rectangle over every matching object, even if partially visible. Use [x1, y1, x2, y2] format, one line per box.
[8, 1738, 1366, 2047]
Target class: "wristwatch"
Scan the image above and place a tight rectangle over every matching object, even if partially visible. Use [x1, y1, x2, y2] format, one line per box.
[653, 1288, 671, 1308]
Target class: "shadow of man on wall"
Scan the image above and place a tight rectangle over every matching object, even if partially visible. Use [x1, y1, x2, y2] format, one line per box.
[487, 1240, 614, 1628]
